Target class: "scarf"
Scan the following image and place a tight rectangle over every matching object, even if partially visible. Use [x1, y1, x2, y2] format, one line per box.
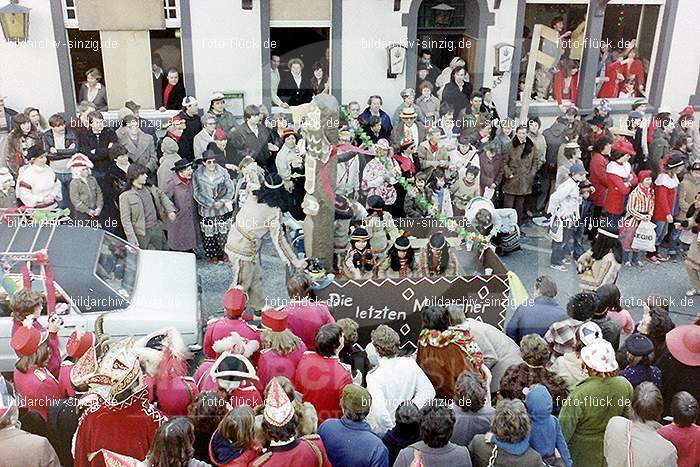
[428, 142, 438, 153]
[166, 131, 181, 143]
[418, 329, 484, 369]
[176, 173, 190, 184]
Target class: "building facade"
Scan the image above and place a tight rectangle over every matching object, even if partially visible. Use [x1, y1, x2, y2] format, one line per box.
[1, 0, 699, 126]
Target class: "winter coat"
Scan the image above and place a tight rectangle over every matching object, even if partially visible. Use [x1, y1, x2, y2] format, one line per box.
[177, 110, 203, 162]
[604, 418, 677, 467]
[441, 81, 472, 117]
[396, 441, 471, 467]
[365, 356, 436, 435]
[542, 120, 569, 166]
[506, 296, 568, 344]
[553, 70, 579, 104]
[43, 128, 80, 174]
[208, 430, 261, 467]
[450, 405, 494, 448]
[528, 131, 547, 166]
[231, 122, 271, 168]
[161, 77, 186, 111]
[163, 175, 199, 251]
[649, 128, 672, 178]
[652, 172, 679, 221]
[278, 71, 313, 106]
[469, 434, 543, 467]
[478, 152, 504, 193]
[0, 427, 61, 467]
[69, 175, 103, 218]
[624, 184, 654, 229]
[16, 164, 62, 208]
[604, 161, 637, 215]
[202, 109, 237, 135]
[685, 209, 700, 271]
[404, 187, 431, 218]
[318, 418, 390, 467]
[80, 127, 118, 174]
[548, 177, 581, 223]
[502, 136, 540, 196]
[526, 385, 573, 467]
[589, 152, 609, 207]
[192, 128, 214, 161]
[119, 130, 157, 172]
[78, 82, 108, 110]
[118, 185, 175, 246]
[559, 375, 633, 467]
[359, 108, 394, 137]
[416, 140, 449, 179]
[390, 120, 427, 146]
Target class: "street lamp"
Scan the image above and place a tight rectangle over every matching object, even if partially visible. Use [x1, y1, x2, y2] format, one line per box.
[431, 3, 455, 27]
[0, 0, 30, 43]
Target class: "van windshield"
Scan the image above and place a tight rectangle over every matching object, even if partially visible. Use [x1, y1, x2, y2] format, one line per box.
[95, 233, 139, 300]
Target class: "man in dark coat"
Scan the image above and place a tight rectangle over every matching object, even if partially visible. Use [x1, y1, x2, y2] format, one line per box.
[160, 68, 187, 111]
[278, 58, 313, 106]
[80, 111, 118, 184]
[231, 104, 273, 172]
[176, 96, 203, 162]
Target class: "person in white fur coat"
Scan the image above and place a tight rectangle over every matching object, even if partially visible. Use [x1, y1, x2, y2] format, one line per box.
[16, 145, 61, 209]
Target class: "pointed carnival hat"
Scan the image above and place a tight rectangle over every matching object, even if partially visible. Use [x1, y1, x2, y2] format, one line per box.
[263, 378, 294, 427]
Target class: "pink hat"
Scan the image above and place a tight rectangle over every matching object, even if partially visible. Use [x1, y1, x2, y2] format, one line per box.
[263, 379, 294, 427]
[666, 325, 700, 367]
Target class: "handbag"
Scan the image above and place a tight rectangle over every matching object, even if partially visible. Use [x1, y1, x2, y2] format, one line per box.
[548, 215, 563, 243]
[631, 220, 656, 252]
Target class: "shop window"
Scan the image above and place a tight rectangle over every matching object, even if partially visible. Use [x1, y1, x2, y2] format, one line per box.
[597, 3, 661, 100]
[517, 3, 589, 104]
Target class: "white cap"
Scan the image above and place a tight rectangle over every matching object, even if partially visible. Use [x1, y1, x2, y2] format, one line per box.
[210, 92, 225, 102]
[182, 96, 198, 107]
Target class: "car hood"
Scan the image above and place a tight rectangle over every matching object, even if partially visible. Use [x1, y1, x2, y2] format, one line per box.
[102, 250, 199, 344]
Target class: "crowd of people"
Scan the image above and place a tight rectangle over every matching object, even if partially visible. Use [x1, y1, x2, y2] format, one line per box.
[1, 45, 700, 466]
[1, 273, 700, 466]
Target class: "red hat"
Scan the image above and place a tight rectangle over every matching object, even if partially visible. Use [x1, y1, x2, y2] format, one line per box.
[281, 128, 300, 141]
[666, 325, 700, 367]
[638, 170, 652, 183]
[679, 106, 695, 118]
[223, 287, 247, 317]
[10, 318, 45, 357]
[611, 139, 636, 157]
[66, 330, 96, 359]
[214, 128, 227, 140]
[261, 309, 288, 332]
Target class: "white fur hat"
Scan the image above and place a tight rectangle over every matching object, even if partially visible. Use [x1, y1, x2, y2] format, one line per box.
[212, 331, 260, 357]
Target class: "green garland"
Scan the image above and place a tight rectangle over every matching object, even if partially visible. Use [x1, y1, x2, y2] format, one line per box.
[340, 105, 489, 251]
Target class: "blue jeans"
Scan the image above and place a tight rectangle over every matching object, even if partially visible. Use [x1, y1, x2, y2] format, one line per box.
[56, 172, 72, 210]
[654, 221, 668, 255]
[551, 226, 574, 265]
[573, 222, 586, 260]
[623, 250, 643, 263]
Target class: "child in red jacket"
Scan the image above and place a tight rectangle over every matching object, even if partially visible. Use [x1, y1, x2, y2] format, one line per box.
[603, 139, 637, 231]
[649, 154, 685, 262]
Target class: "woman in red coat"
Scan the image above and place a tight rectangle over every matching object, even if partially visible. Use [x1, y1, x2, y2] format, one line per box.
[553, 60, 580, 109]
[623, 47, 646, 96]
[589, 137, 613, 223]
[597, 55, 625, 99]
[604, 139, 638, 231]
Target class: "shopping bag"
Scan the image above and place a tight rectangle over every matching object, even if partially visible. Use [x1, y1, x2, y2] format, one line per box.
[548, 215, 563, 243]
[631, 220, 656, 252]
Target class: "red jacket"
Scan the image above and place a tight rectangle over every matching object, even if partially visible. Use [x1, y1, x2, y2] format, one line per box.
[294, 352, 352, 424]
[283, 301, 335, 351]
[604, 161, 637, 215]
[257, 343, 307, 390]
[13, 365, 63, 422]
[202, 317, 261, 363]
[58, 360, 76, 398]
[598, 60, 623, 98]
[652, 173, 679, 221]
[553, 70, 579, 105]
[624, 58, 645, 88]
[590, 152, 609, 207]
